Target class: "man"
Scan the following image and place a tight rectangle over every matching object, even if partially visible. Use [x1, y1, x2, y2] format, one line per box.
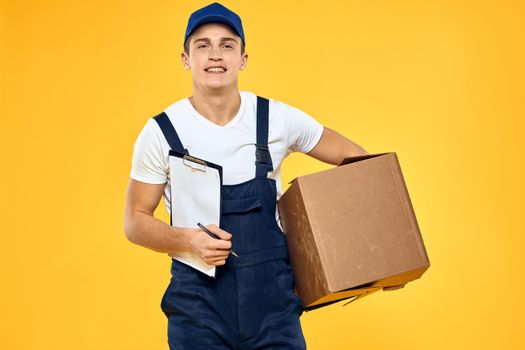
[124, 2, 403, 349]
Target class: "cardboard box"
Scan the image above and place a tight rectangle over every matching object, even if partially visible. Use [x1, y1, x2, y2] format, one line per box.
[278, 152, 430, 311]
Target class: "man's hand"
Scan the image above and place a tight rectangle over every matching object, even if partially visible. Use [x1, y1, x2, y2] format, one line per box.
[382, 283, 406, 291]
[187, 224, 233, 266]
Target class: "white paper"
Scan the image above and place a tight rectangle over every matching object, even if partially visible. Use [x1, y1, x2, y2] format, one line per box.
[168, 154, 221, 277]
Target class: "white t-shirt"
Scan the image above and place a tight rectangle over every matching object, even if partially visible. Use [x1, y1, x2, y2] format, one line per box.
[130, 90, 324, 226]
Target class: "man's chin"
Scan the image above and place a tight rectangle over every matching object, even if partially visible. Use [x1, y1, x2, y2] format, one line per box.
[202, 81, 237, 91]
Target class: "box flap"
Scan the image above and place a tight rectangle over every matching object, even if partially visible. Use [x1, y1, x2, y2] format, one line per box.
[303, 285, 382, 311]
[338, 152, 392, 166]
[287, 152, 394, 184]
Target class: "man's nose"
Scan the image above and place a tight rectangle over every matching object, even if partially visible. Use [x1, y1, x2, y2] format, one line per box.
[209, 47, 222, 60]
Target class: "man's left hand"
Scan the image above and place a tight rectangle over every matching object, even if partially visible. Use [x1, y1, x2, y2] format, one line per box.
[382, 284, 406, 291]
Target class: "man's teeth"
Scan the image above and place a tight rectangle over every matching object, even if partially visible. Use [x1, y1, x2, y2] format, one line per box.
[207, 67, 225, 72]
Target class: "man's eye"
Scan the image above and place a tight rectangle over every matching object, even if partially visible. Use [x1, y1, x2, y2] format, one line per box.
[198, 44, 208, 48]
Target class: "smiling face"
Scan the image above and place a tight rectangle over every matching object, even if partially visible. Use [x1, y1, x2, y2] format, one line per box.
[181, 23, 248, 92]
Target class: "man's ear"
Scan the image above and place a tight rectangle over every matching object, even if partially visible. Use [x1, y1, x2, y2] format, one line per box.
[240, 52, 248, 71]
[181, 52, 190, 70]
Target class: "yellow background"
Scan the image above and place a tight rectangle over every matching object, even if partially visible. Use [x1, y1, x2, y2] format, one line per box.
[2, 0, 524, 349]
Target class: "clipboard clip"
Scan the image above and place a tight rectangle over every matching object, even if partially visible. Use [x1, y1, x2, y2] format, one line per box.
[183, 155, 207, 172]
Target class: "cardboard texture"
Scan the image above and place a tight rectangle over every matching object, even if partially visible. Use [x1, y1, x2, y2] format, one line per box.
[278, 152, 430, 311]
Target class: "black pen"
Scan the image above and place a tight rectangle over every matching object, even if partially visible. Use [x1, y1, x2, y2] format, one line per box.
[197, 222, 239, 258]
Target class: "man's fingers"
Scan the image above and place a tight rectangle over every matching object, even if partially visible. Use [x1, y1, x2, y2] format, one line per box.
[211, 260, 227, 266]
[203, 249, 230, 260]
[203, 254, 229, 266]
[210, 254, 229, 261]
[196, 225, 233, 258]
[207, 224, 232, 240]
[207, 237, 232, 250]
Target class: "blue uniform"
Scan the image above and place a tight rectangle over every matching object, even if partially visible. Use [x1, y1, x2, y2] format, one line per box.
[155, 96, 306, 349]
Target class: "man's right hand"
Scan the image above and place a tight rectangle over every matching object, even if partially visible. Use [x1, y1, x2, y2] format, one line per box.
[187, 224, 232, 266]
[124, 179, 233, 265]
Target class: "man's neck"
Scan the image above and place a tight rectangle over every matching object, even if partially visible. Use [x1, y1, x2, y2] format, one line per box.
[189, 87, 241, 126]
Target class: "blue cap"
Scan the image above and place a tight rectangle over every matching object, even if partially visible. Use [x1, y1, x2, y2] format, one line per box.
[184, 2, 245, 47]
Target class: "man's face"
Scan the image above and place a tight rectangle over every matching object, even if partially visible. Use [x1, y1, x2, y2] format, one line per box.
[181, 23, 248, 91]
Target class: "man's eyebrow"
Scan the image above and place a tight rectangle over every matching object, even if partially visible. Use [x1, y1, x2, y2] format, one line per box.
[193, 37, 239, 44]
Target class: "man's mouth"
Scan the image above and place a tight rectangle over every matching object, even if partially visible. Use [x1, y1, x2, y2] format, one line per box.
[205, 67, 227, 73]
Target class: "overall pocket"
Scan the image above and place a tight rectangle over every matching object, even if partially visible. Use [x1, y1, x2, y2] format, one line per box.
[160, 259, 187, 316]
[221, 195, 262, 214]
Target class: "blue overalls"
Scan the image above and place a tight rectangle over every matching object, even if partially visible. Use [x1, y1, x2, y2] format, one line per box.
[154, 96, 306, 350]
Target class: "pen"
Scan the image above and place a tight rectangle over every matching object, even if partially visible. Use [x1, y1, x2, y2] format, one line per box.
[197, 222, 239, 258]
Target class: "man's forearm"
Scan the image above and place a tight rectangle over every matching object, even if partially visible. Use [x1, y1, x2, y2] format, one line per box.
[124, 211, 191, 254]
[341, 138, 369, 160]
[307, 127, 369, 165]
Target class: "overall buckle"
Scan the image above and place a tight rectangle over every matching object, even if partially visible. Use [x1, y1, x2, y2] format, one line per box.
[255, 144, 270, 164]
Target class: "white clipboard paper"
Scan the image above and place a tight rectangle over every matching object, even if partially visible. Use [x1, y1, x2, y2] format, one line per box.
[168, 150, 223, 278]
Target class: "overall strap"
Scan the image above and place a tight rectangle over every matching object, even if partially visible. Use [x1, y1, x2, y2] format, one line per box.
[153, 112, 188, 154]
[255, 96, 274, 178]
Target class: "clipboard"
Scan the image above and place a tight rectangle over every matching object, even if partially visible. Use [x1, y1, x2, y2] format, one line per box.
[167, 149, 223, 278]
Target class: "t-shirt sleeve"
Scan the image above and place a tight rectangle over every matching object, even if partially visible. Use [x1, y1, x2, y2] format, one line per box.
[129, 118, 168, 184]
[275, 100, 324, 154]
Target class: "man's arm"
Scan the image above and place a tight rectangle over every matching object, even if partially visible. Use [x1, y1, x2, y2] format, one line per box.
[306, 127, 369, 164]
[123, 178, 232, 266]
[305, 127, 406, 291]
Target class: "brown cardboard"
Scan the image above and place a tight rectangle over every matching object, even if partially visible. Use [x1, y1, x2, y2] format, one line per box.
[278, 152, 430, 310]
